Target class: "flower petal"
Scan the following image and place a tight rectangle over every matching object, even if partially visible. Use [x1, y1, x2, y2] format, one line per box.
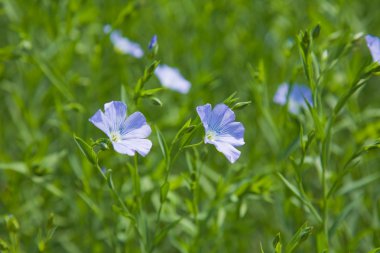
[155, 64, 191, 94]
[273, 83, 289, 105]
[365, 34, 380, 63]
[110, 31, 144, 58]
[274, 83, 313, 114]
[208, 104, 235, 130]
[112, 141, 136, 156]
[148, 35, 157, 50]
[104, 101, 127, 131]
[216, 122, 245, 146]
[290, 85, 313, 105]
[196, 104, 212, 129]
[212, 141, 241, 163]
[89, 110, 110, 136]
[120, 112, 151, 138]
[114, 139, 152, 157]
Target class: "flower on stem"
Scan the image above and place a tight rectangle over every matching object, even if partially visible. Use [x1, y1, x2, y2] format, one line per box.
[273, 83, 313, 114]
[104, 25, 144, 58]
[89, 101, 152, 156]
[196, 103, 245, 163]
[154, 64, 191, 94]
[365, 34, 380, 63]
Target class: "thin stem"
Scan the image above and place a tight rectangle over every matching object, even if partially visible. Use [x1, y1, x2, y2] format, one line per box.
[96, 164, 129, 212]
[182, 140, 204, 150]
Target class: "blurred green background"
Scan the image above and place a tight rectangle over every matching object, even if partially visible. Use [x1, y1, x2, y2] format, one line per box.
[1, 0, 380, 252]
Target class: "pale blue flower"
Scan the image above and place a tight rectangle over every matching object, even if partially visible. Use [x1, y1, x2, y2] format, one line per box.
[197, 103, 245, 163]
[103, 24, 112, 34]
[148, 35, 157, 50]
[89, 101, 152, 156]
[365, 34, 380, 63]
[108, 30, 144, 58]
[273, 83, 313, 114]
[154, 64, 191, 94]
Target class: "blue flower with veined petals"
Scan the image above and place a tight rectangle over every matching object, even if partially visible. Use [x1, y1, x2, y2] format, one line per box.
[89, 101, 152, 156]
[197, 103, 245, 163]
[365, 34, 380, 63]
[273, 83, 313, 114]
[154, 64, 191, 94]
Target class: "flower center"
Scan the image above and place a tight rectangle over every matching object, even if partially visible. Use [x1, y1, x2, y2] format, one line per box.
[206, 130, 216, 142]
[110, 132, 121, 142]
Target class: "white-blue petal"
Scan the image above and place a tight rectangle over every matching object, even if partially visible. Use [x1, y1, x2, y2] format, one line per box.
[196, 104, 212, 129]
[120, 112, 152, 139]
[366, 35, 380, 63]
[89, 110, 110, 136]
[154, 64, 191, 94]
[208, 104, 235, 131]
[112, 141, 136, 156]
[217, 122, 245, 146]
[114, 139, 152, 157]
[274, 83, 312, 114]
[290, 85, 313, 105]
[110, 31, 144, 58]
[273, 83, 289, 105]
[104, 101, 127, 132]
[213, 141, 241, 163]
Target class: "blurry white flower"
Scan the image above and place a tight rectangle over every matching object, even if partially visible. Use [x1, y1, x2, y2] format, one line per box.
[154, 64, 191, 94]
[104, 25, 144, 58]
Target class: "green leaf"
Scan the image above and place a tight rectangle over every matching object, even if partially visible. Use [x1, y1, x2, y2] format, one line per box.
[260, 243, 265, 253]
[337, 172, 380, 196]
[0, 238, 9, 250]
[368, 248, 380, 253]
[171, 118, 193, 145]
[73, 135, 97, 165]
[223, 91, 239, 106]
[273, 233, 282, 253]
[156, 126, 170, 164]
[312, 24, 321, 39]
[153, 218, 182, 247]
[0, 162, 28, 174]
[77, 191, 102, 216]
[160, 182, 170, 203]
[143, 60, 160, 81]
[150, 97, 163, 106]
[140, 88, 164, 97]
[231, 101, 252, 110]
[277, 173, 322, 223]
[285, 223, 313, 253]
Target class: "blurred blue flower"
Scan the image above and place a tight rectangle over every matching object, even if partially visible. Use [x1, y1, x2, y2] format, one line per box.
[89, 101, 152, 156]
[365, 34, 380, 63]
[197, 103, 245, 163]
[107, 29, 144, 58]
[103, 24, 112, 34]
[154, 64, 191, 94]
[148, 35, 157, 50]
[273, 83, 313, 114]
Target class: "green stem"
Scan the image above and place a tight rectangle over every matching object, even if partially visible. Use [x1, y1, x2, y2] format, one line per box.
[182, 140, 204, 149]
[96, 164, 129, 213]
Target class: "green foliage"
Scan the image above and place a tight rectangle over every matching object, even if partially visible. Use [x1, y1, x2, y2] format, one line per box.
[1, 0, 380, 252]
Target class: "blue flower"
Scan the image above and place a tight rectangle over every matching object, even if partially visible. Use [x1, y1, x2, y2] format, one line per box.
[154, 64, 191, 94]
[103, 24, 112, 34]
[365, 34, 380, 63]
[89, 101, 152, 156]
[196, 103, 245, 163]
[273, 83, 313, 114]
[148, 35, 157, 50]
[107, 28, 144, 58]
